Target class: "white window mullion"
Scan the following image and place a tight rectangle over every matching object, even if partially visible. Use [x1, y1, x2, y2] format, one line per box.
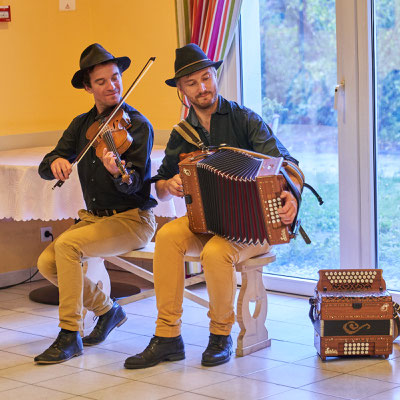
[336, 0, 375, 269]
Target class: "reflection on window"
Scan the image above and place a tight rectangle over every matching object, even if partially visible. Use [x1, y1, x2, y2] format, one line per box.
[375, 0, 400, 290]
[242, 0, 339, 279]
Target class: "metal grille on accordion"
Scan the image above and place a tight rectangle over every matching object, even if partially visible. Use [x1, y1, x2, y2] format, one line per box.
[179, 148, 292, 245]
[309, 269, 394, 361]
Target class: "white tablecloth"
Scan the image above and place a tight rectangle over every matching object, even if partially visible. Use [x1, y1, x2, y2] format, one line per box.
[0, 145, 186, 221]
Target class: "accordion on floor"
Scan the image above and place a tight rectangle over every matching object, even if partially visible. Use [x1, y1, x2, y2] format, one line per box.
[178, 147, 303, 245]
[309, 269, 394, 360]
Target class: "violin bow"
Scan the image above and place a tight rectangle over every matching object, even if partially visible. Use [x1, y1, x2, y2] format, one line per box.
[52, 56, 156, 190]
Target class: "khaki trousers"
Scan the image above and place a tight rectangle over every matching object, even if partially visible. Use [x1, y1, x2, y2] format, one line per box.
[37, 208, 156, 332]
[154, 216, 271, 337]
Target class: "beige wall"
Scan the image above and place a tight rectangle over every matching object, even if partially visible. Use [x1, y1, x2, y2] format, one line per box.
[0, 0, 180, 136]
[0, 0, 180, 275]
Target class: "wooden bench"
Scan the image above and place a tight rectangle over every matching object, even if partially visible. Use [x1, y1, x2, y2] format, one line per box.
[103, 242, 276, 356]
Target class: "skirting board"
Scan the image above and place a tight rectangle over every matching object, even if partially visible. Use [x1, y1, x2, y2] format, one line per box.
[0, 268, 44, 288]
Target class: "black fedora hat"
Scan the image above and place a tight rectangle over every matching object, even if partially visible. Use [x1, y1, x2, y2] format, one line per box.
[165, 43, 222, 87]
[71, 43, 131, 89]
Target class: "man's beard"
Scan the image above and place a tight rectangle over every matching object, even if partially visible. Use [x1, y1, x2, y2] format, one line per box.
[192, 91, 218, 110]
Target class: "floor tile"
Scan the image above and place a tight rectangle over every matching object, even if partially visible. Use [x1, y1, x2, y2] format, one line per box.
[0, 376, 26, 392]
[0, 312, 55, 329]
[37, 370, 129, 395]
[6, 337, 54, 357]
[100, 333, 154, 355]
[91, 359, 182, 379]
[301, 374, 398, 399]
[0, 362, 81, 384]
[159, 393, 219, 400]
[139, 366, 235, 391]
[16, 320, 62, 337]
[0, 296, 53, 312]
[295, 354, 387, 373]
[250, 339, 316, 362]
[349, 358, 400, 384]
[0, 291, 25, 302]
[0, 330, 45, 349]
[187, 354, 285, 375]
[63, 347, 128, 369]
[118, 314, 157, 336]
[246, 363, 341, 388]
[192, 376, 289, 399]
[266, 388, 349, 399]
[362, 387, 400, 399]
[0, 384, 72, 399]
[0, 350, 32, 369]
[84, 380, 182, 399]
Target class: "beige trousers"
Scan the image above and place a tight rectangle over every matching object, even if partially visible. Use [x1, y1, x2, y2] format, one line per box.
[37, 208, 156, 332]
[154, 216, 271, 337]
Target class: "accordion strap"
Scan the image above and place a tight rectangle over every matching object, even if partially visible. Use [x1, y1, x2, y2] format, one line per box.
[174, 120, 206, 150]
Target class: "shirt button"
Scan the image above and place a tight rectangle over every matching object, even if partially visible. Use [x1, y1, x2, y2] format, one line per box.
[91, 178, 94, 182]
[92, 160, 96, 164]
[92, 198, 96, 202]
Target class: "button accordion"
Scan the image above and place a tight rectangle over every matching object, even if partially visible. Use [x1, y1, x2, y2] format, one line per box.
[178, 147, 303, 245]
[309, 269, 394, 360]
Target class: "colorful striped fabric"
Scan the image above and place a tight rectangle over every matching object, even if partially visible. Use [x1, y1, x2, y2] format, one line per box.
[175, 0, 243, 113]
[175, 0, 242, 63]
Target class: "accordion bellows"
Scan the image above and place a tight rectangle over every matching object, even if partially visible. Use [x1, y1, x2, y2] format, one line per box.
[178, 148, 295, 245]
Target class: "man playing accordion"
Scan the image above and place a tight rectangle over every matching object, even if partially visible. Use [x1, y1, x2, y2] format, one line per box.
[124, 43, 302, 369]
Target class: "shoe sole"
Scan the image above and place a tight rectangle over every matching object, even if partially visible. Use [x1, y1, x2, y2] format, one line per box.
[124, 352, 185, 369]
[82, 315, 128, 347]
[34, 350, 83, 364]
[201, 351, 233, 367]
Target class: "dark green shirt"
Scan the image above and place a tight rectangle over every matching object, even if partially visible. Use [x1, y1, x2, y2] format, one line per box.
[39, 103, 157, 211]
[152, 95, 298, 182]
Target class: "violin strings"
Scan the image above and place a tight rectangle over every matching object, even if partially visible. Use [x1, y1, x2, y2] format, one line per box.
[103, 126, 124, 169]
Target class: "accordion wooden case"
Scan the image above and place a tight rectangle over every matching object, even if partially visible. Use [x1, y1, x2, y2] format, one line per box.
[178, 148, 294, 245]
[310, 269, 394, 360]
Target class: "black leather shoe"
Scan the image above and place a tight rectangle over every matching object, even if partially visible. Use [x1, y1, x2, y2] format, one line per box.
[124, 335, 185, 369]
[34, 330, 83, 364]
[201, 333, 233, 366]
[82, 302, 127, 346]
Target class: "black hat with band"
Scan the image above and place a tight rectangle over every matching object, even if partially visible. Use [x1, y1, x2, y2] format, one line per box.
[165, 43, 223, 87]
[71, 43, 131, 89]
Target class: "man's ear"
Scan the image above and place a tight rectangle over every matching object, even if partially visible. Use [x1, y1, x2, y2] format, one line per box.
[83, 84, 93, 94]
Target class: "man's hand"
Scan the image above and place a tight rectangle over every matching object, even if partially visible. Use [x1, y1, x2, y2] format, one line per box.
[166, 174, 184, 197]
[278, 191, 298, 225]
[50, 158, 72, 181]
[155, 174, 184, 201]
[102, 148, 122, 177]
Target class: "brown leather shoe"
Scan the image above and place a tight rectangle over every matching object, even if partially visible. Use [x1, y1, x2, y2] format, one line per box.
[201, 333, 233, 366]
[82, 302, 127, 346]
[124, 335, 185, 369]
[34, 330, 83, 364]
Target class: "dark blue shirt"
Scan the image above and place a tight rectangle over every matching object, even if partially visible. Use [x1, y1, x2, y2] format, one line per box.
[39, 103, 157, 211]
[153, 95, 298, 181]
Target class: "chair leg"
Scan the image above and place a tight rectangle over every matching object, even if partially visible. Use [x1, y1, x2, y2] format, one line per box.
[236, 266, 271, 356]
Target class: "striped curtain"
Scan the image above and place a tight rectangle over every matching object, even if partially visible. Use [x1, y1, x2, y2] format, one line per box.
[175, 0, 243, 112]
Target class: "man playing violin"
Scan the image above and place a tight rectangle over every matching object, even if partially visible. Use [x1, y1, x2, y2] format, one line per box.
[35, 43, 157, 364]
[124, 44, 302, 369]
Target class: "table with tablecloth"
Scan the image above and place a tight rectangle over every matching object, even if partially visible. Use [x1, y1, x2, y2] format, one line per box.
[0, 145, 186, 221]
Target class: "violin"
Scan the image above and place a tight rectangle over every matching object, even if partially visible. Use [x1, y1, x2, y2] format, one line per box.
[86, 109, 133, 184]
[52, 57, 156, 190]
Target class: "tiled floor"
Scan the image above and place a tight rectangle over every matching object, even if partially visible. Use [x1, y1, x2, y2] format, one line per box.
[0, 281, 399, 400]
